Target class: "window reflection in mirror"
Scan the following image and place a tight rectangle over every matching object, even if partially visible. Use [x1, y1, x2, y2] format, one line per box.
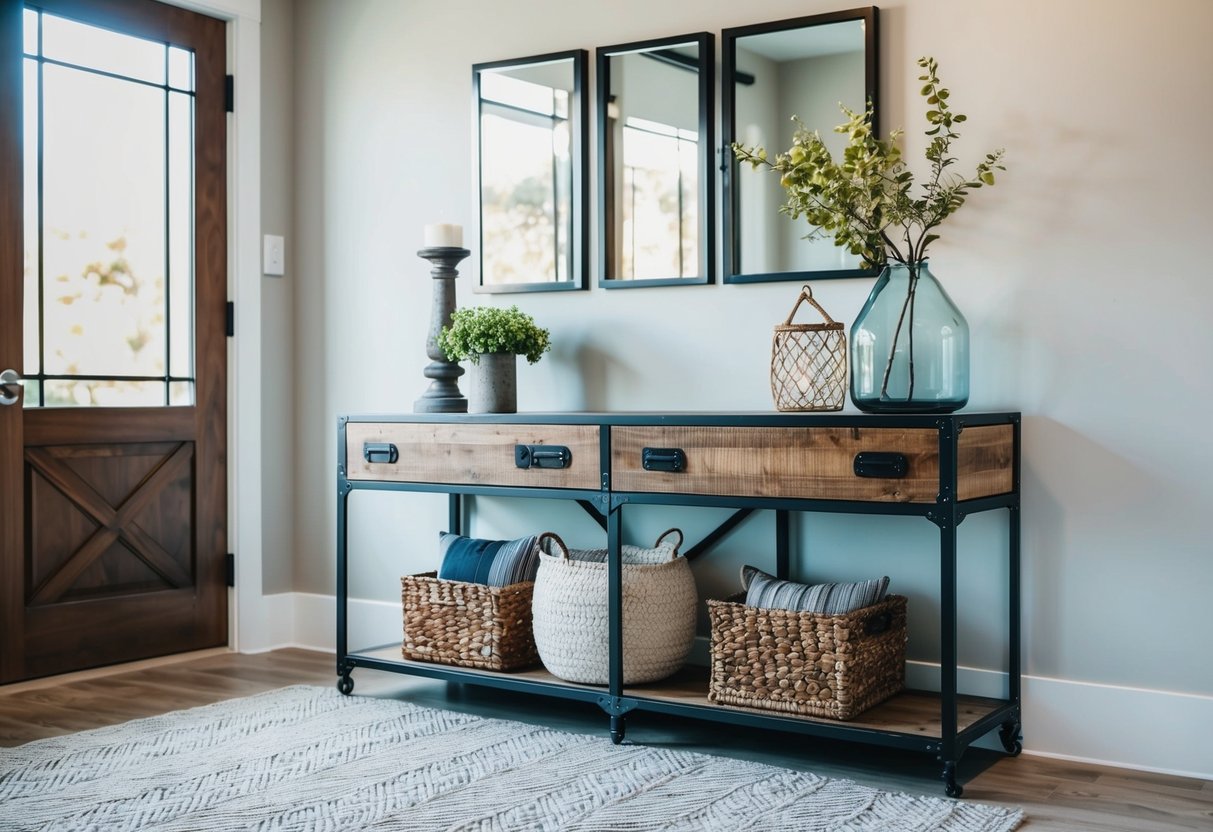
[598, 34, 713, 287]
[474, 51, 586, 293]
[723, 8, 878, 283]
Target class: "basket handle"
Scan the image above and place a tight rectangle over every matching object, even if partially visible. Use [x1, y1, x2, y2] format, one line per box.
[538, 531, 570, 560]
[654, 527, 683, 558]
[783, 284, 836, 327]
[864, 610, 893, 635]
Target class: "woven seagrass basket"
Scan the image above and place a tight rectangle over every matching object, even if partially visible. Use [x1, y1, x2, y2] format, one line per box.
[400, 572, 538, 671]
[770, 285, 846, 412]
[707, 593, 907, 720]
[531, 530, 696, 685]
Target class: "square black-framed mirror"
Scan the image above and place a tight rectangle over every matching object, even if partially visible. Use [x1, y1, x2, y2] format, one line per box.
[597, 33, 714, 289]
[473, 50, 588, 293]
[723, 7, 879, 284]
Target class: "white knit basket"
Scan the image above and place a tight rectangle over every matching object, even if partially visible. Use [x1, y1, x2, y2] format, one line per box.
[531, 530, 697, 685]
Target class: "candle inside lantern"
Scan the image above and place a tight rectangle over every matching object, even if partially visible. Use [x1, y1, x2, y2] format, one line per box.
[423, 223, 463, 248]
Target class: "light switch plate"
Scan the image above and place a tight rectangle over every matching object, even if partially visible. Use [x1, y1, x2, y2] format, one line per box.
[263, 234, 285, 276]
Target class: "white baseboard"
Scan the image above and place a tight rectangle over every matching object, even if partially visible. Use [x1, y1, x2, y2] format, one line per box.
[235, 591, 300, 653]
[254, 593, 1213, 781]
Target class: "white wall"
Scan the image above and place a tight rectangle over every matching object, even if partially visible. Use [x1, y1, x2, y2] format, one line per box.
[284, 0, 1213, 772]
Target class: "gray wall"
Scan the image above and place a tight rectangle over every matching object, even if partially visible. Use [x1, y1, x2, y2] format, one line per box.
[778, 50, 864, 271]
[733, 46, 781, 274]
[280, 0, 1213, 697]
[259, 0, 295, 594]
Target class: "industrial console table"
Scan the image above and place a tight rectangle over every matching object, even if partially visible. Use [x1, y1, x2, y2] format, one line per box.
[335, 411, 1022, 797]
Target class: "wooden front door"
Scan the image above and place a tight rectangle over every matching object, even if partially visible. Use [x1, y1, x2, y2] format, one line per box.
[0, 0, 227, 683]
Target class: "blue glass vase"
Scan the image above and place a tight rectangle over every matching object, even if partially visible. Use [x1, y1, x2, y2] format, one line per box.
[849, 262, 969, 413]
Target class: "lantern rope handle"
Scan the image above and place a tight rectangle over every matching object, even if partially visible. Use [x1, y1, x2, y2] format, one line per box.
[783, 285, 837, 327]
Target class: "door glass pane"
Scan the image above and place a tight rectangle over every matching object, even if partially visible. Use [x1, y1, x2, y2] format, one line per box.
[24, 11, 197, 409]
[168, 46, 193, 92]
[42, 13, 164, 85]
[41, 63, 166, 378]
[169, 381, 194, 406]
[43, 379, 165, 408]
[22, 8, 37, 55]
[22, 59, 39, 386]
[168, 91, 194, 388]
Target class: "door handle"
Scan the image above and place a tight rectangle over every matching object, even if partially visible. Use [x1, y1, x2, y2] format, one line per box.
[0, 369, 21, 406]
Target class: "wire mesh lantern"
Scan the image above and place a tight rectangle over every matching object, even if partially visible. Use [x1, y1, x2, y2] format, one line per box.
[770, 285, 847, 412]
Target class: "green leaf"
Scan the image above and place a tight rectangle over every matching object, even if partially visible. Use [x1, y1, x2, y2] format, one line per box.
[980, 171, 995, 185]
[749, 55, 1002, 269]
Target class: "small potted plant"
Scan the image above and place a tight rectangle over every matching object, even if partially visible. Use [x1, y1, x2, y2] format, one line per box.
[734, 57, 1005, 413]
[438, 305, 551, 413]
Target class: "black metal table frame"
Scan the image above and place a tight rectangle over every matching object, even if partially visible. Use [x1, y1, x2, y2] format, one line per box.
[335, 411, 1022, 798]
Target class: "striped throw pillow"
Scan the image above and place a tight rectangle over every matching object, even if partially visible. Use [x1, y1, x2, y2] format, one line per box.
[437, 533, 541, 587]
[741, 565, 889, 615]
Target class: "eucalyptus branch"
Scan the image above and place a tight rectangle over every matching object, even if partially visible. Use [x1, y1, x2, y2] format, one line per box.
[731, 57, 1005, 270]
[880, 230, 908, 266]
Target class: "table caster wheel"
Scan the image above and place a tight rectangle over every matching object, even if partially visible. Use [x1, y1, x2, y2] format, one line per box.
[999, 720, 1023, 757]
[337, 675, 354, 696]
[942, 761, 963, 798]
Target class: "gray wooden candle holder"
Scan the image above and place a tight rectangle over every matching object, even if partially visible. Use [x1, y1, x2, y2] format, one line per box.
[413, 246, 471, 413]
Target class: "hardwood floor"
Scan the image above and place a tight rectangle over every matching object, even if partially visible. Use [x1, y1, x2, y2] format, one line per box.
[0, 649, 1209, 831]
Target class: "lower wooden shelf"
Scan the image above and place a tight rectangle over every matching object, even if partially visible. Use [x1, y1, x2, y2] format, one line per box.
[348, 645, 1007, 742]
[624, 666, 1006, 739]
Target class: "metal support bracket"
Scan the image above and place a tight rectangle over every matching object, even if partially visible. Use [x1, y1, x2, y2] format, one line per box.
[928, 509, 970, 528]
[595, 695, 639, 717]
[683, 508, 756, 561]
[577, 499, 608, 530]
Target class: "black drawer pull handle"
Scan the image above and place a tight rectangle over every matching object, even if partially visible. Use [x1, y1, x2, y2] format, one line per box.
[854, 452, 908, 479]
[515, 444, 572, 470]
[363, 442, 398, 464]
[643, 447, 686, 473]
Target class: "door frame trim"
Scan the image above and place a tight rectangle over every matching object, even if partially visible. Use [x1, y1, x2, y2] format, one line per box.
[164, 0, 269, 652]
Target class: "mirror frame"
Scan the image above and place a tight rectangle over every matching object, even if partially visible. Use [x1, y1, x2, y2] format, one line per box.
[722, 7, 880, 284]
[596, 32, 715, 289]
[472, 49, 589, 294]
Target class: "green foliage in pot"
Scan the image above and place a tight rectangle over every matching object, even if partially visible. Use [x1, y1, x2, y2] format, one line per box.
[438, 305, 551, 365]
[732, 57, 1006, 268]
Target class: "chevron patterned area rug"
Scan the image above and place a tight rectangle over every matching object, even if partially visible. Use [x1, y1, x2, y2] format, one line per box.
[0, 685, 1023, 831]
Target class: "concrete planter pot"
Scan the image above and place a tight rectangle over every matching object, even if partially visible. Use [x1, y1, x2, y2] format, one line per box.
[470, 352, 517, 413]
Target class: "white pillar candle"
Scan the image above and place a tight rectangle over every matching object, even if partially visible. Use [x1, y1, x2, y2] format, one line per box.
[423, 223, 463, 248]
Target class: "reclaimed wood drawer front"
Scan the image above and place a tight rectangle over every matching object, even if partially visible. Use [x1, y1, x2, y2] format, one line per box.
[345, 423, 600, 489]
[611, 424, 1013, 503]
